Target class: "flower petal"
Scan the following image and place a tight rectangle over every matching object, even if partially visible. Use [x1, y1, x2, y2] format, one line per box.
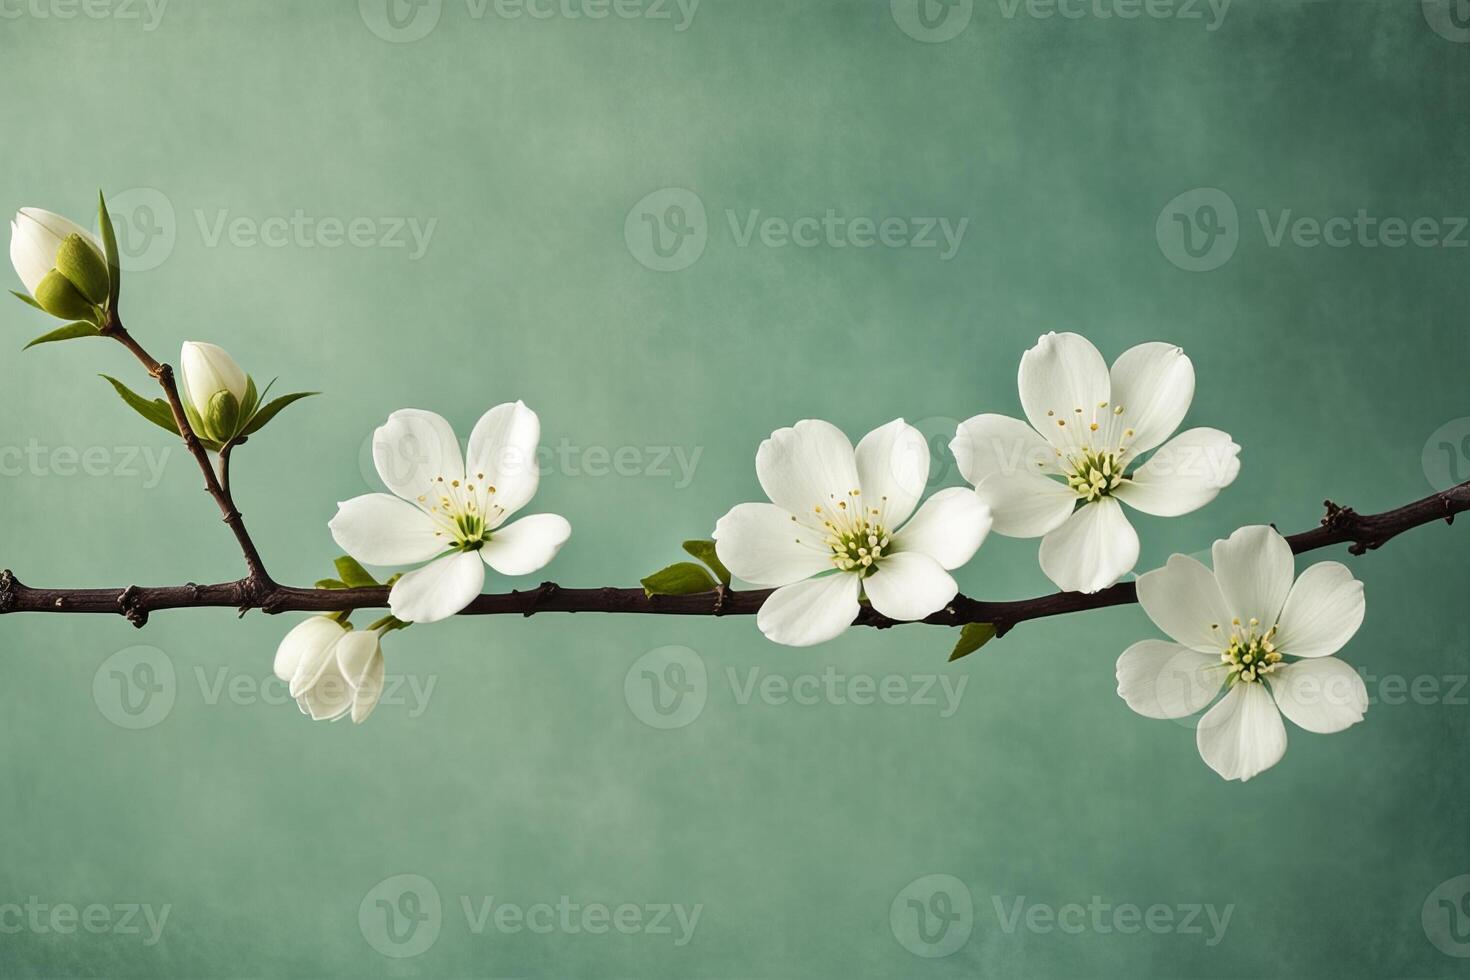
[371, 409, 464, 501]
[712, 502, 831, 587]
[1037, 497, 1139, 593]
[1269, 657, 1367, 734]
[329, 493, 447, 566]
[854, 418, 929, 528]
[389, 551, 486, 624]
[1115, 428, 1240, 517]
[1273, 561, 1365, 659]
[479, 513, 571, 577]
[465, 401, 542, 522]
[1107, 342, 1195, 455]
[301, 655, 355, 722]
[1211, 525, 1294, 627]
[862, 551, 958, 621]
[893, 487, 992, 570]
[335, 630, 382, 689]
[973, 471, 1077, 538]
[951, 413, 1059, 484]
[351, 650, 387, 725]
[1136, 553, 1235, 653]
[289, 620, 346, 698]
[1115, 640, 1224, 719]
[1018, 332, 1110, 451]
[274, 617, 346, 684]
[756, 419, 860, 518]
[1195, 681, 1288, 782]
[755, 573, 862, 647]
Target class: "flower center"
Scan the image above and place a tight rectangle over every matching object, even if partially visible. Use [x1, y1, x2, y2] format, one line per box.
[1064, 448, 1125, 502]
[1043, 401, 1140, 502]
[418, 472, 506, 551]
[1219, 618, 1282, 683]
[792, 489, 894, 577]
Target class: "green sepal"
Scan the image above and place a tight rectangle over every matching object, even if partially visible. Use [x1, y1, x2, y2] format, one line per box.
[367, 615, 411, 633]
[33, 269, 97, 322]
[24, 320, 101, 350]
[204, 390, 241, 444]
[948, 623, 997, 662]
[241, 391, 318, 436]
[99, 374, 181, 437]
[640, 562, 719, 597]
[333, 556, 379, 589]
[98, 191, 121, 309]
[239, 375, 260, 422]
[315, 578, 349, 590]
[54, 233, 109, 306]
[681, 539, 731, 585]
[11, 290, 43, 311]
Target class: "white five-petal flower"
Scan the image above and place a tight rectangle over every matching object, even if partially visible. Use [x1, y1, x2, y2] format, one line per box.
[273, 616, 388, 724]
[713, 418, 992, 647]
[329, 402, 571, 624]
[952, 332, 1241, 593]
[1116, 525, 1368, 782]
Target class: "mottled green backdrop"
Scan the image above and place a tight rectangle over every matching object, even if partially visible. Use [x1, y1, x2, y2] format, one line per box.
[2, 0, 1469, 976]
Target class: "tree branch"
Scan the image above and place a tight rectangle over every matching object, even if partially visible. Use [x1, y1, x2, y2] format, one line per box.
[3, 479, 1464, 633]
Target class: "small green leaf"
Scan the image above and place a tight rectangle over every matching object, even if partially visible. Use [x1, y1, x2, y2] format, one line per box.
[315, 578, 349, 590]
[99, 374, 181, 436]
[241, 391, 318, 436]
[98, 190, 121, 308]
[640, 562, 719, 597]
[11, 290, 43, 311]
[681, 539, 731, 585]
[24, 320, 100, 350]
[949, 623, 997, 662]
[334, 556, 379, 589]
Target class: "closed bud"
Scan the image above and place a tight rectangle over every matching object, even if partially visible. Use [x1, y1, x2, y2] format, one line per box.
[180, 341, 250, 442]
[9, 208, 108, 318]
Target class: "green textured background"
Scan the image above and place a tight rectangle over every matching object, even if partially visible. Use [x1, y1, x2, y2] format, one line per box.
[2, 0, 1469, 976]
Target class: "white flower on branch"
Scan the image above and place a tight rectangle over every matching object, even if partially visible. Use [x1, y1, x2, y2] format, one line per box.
[1116, 525, 1368, 782]
[329, 402, 571, 624]
[713, 418, 992, 647]
[952, 332, 1241, 593]
[273, 616, 389, 724]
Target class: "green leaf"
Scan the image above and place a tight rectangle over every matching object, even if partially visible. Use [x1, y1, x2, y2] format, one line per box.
[314, 578, 349, 590]
[948, 623, 997, 663]
[11, 290, 43, 311]
[333, 556, 379, 589]
[99, 374, 180, 436]
[98, 190, 121, 308]
[24, 320, 100, 350]
[681, 539, 731, 585]
[241, 391, 318, 436]
[640, 562, 719, 598]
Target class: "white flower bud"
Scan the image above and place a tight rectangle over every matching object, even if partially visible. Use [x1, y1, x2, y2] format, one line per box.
[180, 341, 251, 442]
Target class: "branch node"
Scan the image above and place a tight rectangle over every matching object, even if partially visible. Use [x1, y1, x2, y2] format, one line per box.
[118, 586, 149, 628]
[713, 583, 728, 616]
[524, 581, 558, 617]
[0, 570, 16, 614]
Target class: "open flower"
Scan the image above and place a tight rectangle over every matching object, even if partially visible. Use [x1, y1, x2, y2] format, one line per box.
[273, 617, 390, 724]
[713, 419, 992, 647]
[329, 403, 571, 624]
[1116, 525, 1368, 782]
[952, 332, 1240, 593]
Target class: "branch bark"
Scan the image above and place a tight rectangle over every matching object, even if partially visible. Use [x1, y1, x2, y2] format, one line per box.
[2, 479, 1464, 633]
